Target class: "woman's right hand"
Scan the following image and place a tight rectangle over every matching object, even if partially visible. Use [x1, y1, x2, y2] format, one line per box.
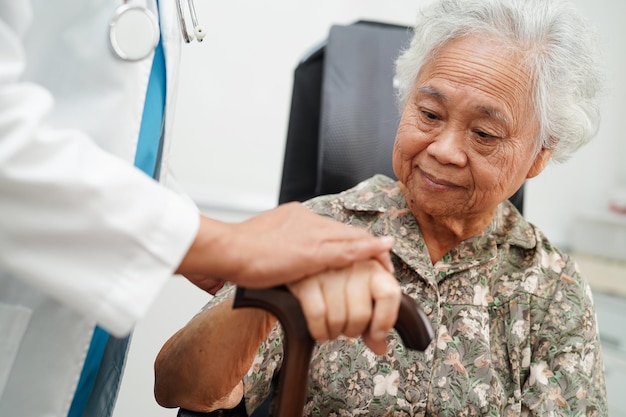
[287, 259, 401, 355]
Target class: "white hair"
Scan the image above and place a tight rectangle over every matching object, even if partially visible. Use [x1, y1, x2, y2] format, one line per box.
[394, 0, 604, 162]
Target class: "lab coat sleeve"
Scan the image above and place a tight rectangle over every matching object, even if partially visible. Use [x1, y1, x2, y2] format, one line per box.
[0, 12, 200, 337]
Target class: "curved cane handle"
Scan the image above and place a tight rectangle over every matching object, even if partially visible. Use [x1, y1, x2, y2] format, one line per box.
[232, 286, 434, 417]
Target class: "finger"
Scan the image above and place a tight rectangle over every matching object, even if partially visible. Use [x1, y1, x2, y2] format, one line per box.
[207, 281, 226, 295]
[373, 249, 395, 273]
[320, 271, 348, 340]
[185, 274, 225, 295]
[362, 333, 388, 356]
[289, 278, 329, 342]
[366, 271, 401, 351]
[318, 236, 394, 272]
[342, 265, 374, 338]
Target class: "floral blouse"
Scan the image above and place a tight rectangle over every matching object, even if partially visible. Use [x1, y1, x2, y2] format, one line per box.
[215, 175, 607, 416]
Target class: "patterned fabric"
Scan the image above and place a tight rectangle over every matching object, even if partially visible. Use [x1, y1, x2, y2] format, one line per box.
[216, 175, 607, 416]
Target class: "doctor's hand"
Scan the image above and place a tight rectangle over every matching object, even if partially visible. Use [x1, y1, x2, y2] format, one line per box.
[287, 259, 401, 355]
[180, 274, 225, 295]
[176, 202, 395, 290]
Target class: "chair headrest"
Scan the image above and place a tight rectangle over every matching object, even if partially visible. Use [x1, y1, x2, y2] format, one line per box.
[317, 22, 412, 195]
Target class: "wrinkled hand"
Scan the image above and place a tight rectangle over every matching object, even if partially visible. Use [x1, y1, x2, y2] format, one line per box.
[287, 259, 401, 355]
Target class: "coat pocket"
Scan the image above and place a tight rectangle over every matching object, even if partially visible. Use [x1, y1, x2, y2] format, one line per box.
[0, 303, 32, 397]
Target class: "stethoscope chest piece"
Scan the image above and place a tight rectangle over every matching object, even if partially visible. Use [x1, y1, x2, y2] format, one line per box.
[109, 3, 159, 61]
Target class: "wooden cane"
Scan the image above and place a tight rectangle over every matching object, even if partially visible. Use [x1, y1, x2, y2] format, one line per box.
[231, 285, 434, 417]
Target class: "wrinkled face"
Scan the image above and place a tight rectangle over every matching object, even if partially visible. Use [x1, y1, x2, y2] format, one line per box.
[393, 35, 551, 222]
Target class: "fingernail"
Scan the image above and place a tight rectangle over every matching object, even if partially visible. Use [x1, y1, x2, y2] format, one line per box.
[379, 236, 394, 246]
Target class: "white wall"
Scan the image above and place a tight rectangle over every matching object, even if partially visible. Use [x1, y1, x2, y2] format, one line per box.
[113, 1, 626, 416]
[525, 0, 626, 247]
[167, 0, 434, 213]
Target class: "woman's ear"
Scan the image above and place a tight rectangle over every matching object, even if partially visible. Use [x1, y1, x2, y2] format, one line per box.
[526, 147, 554, 179]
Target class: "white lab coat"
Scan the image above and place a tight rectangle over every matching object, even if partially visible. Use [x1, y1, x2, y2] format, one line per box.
[0, 0, 200, 416]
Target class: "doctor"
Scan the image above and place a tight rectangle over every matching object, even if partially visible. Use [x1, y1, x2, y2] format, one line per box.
[0, 1, 398, 416]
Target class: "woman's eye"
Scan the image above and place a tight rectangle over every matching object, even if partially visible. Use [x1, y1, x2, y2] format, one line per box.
[421, 110, 439, 120]
[475, 130, 497, 139]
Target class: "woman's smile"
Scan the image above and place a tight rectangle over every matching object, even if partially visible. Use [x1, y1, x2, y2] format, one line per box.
[419, 167, 463, 191]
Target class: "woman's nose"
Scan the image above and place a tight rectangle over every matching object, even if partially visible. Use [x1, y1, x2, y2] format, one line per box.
[427, 128, 468, 166]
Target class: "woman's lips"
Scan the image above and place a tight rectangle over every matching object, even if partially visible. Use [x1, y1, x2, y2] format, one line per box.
[420, 169, 460, 190]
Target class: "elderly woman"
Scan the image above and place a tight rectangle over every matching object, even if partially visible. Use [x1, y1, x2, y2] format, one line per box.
[154, 0, 608, 415]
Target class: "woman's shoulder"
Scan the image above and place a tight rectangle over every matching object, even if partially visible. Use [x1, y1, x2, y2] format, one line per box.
[304, 174, 400, 219]
[495, 209, 589, 304]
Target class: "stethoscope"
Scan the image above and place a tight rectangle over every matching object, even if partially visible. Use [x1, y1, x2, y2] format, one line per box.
[109, 0, 205, 61]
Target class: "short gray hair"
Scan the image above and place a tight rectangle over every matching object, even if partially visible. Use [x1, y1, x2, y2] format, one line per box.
[394, 0, 603, 162]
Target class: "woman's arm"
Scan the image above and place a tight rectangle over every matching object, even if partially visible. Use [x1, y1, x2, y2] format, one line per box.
[154, 259, 401, 412]
[154, 290, 276, 412]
